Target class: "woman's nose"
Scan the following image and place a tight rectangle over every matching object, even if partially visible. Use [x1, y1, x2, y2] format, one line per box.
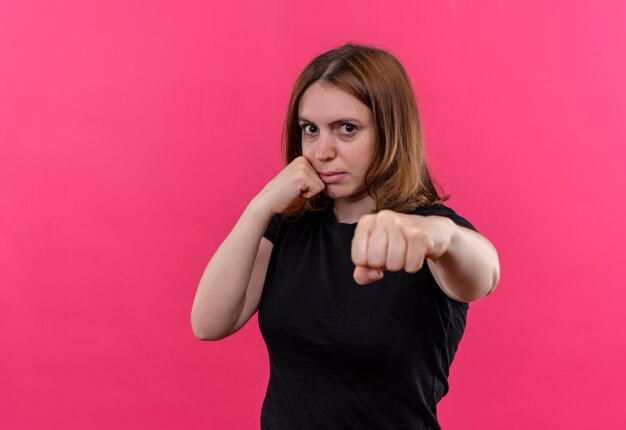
[315, 132, 336, 161]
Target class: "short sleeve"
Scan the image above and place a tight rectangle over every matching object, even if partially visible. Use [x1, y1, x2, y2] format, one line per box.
[412, 203, 479, 233]
[262, 213, 284, 244]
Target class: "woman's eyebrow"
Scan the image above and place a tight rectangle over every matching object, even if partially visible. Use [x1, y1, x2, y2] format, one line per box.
[297, 116, 364, 126]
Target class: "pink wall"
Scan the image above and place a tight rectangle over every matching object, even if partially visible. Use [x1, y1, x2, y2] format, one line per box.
[2, 0, 625, 428]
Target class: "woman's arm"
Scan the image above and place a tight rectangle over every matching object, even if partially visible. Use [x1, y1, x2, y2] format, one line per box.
[190, 199, 273, 340]
[191, 156, 326, 340]
[426, 218, 500, 303]
[351, 211, 500, 302]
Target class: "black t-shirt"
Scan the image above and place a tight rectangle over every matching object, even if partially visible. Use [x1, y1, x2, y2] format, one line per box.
[258, 203, 479, 430]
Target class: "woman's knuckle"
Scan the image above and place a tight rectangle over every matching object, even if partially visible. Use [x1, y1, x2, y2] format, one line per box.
[405, 227, 424, 242]
[377, 209, 393, 221]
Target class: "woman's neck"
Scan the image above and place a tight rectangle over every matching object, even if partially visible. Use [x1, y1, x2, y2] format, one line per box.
[331, 195, 377, 224]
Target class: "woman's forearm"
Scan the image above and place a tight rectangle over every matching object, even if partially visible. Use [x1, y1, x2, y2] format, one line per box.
[430, 220, 500, 303]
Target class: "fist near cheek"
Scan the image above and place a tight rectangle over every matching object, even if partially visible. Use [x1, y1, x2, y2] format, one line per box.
[350, 210, 453, 285]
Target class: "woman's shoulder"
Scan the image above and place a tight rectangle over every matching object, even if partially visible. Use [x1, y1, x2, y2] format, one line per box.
[410, 202, 456, 216]
[409, 203, 479, 233]
[263, 208, 326, 244]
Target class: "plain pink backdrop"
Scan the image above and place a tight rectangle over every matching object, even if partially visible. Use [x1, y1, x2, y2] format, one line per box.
[1, 0, 625, 428]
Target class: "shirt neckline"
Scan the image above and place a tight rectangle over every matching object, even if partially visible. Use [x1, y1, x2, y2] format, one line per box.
[322, 202, 447, 231]
[323, 206, 358, 231]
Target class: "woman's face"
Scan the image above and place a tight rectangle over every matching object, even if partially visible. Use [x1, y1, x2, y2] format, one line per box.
[298, 81, 376, 204]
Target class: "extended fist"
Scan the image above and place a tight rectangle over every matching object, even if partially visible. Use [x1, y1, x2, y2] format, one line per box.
[350, 209, 455, 285]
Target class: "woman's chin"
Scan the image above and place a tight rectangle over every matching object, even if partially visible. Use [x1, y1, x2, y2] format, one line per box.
[322, 187, 343, 199]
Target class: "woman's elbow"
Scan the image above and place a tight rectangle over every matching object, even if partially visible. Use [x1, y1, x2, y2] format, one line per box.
[190, 315, 227, 341]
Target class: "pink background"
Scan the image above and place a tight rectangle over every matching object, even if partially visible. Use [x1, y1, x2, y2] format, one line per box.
[2, 0, 625, 428]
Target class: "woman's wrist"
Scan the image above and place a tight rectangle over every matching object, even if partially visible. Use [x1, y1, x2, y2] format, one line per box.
[245, 196, 275, 224]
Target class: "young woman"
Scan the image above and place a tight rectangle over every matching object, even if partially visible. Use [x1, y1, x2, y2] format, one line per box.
[191, 43, 500, 429]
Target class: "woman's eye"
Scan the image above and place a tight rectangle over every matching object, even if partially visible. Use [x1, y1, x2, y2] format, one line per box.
[341, 123, 357, 135]
[302, 124, 317, 135]
[300, 123, 357, 136]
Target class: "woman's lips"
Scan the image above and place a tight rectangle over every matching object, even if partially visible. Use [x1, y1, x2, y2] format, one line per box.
[319, 172, 346, 184]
